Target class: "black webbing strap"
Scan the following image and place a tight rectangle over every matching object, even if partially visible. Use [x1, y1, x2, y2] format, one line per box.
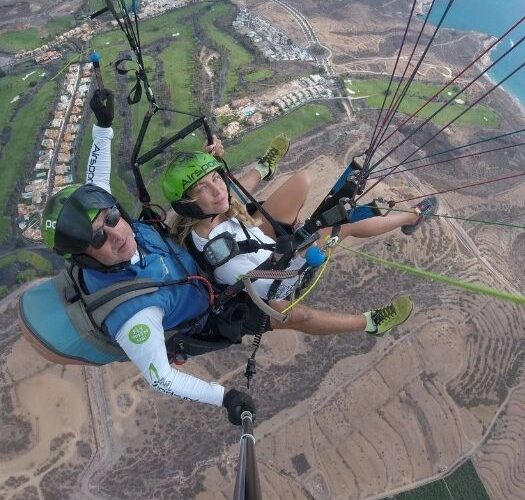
[115, 57, 143, 104]
[89, 7, 109, 19]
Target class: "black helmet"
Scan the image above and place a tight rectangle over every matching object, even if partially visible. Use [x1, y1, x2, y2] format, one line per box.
[41, 184, 129, 256]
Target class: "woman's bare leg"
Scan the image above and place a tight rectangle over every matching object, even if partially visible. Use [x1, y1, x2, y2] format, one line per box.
[253, 171, 311, 239]
[269, 300, 366, 335]
[318, 211, 420, 241]
[254, 173, 417, 241]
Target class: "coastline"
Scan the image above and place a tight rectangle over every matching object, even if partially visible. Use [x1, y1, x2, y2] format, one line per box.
[417, 0, 525, 119]
[479, 35, 525, 117]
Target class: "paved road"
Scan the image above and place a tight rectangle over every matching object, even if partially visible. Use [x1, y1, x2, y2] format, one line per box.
[270, 0, 354, 124]
[78, 366, 120, 499]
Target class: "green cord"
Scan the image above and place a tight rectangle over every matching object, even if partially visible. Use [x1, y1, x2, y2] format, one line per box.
[337, 243, 525, 306]
[50, 48, 92, 81]
[360, 204, 525, 230]
[281, 248, 333, 314]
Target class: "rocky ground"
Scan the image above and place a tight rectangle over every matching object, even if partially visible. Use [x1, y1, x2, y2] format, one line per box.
[0, 1, 85, 31]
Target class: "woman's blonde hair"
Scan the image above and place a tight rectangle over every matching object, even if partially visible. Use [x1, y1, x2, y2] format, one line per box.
[170, 197, 259, 246]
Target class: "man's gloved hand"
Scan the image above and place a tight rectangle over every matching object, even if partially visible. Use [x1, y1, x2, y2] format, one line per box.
[90, 89, 114, 128]
[223, 389, 256, 426]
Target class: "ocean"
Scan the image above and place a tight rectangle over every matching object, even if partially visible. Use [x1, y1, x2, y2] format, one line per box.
[427, 0, 525, 107]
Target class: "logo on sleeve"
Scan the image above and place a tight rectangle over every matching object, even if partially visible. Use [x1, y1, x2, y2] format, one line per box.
[148, 363, 159, 381]
[128, 324, 151, 344]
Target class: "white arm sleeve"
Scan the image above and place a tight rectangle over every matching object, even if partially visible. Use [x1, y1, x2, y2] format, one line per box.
[85, 124, 113, 193]
[115, 306, 225, 406]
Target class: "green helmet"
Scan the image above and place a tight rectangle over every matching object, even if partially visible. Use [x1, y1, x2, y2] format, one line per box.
[162, 151, 223, 202]
[41, 184, 120, 255]
[41, 184, 79, 251]
[162, 151, 227, 219]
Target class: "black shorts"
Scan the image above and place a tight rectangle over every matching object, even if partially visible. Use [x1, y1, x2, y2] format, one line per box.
[245, 202, 295, 235]
[203, 292, 272, 344]
[241, 296, 272, 336]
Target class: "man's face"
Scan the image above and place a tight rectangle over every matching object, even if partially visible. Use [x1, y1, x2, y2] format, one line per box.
[84, 207, 137, 266]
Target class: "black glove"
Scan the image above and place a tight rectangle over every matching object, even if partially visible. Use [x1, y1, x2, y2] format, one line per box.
[223, 389, 256, 426]
[90, 89, 114, 128]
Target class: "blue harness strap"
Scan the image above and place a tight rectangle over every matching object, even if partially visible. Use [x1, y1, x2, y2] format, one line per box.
[348, 201, 381, 222]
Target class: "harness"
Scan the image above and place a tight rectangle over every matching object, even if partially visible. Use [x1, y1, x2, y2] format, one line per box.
[20, 222, 246, 366]
[20, 261, 245, 367]
[182, 218, 320, 385]
[184, 220, 274, 277]
[71, 264, 208, 346]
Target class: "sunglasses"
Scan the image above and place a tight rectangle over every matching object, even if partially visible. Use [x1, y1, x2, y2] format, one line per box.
[91, 206, 121, 249]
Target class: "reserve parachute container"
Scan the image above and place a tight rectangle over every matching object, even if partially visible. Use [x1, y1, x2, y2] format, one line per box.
[19, 269, 130, 365]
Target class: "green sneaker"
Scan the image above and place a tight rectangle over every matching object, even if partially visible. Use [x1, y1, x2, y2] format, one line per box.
[255, 134, 291, 181]
[365, 294, 414, 336]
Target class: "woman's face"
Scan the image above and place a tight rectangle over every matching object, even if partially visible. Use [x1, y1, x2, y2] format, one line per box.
[188, 170, 229, 215]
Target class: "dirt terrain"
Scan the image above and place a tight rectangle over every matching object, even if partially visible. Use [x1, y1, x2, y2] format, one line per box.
[1, 1, 525, 499]
[0, 0, 84, 31]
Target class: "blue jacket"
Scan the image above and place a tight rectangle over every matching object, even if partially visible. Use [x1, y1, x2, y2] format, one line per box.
[82, 223, 210, 339]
